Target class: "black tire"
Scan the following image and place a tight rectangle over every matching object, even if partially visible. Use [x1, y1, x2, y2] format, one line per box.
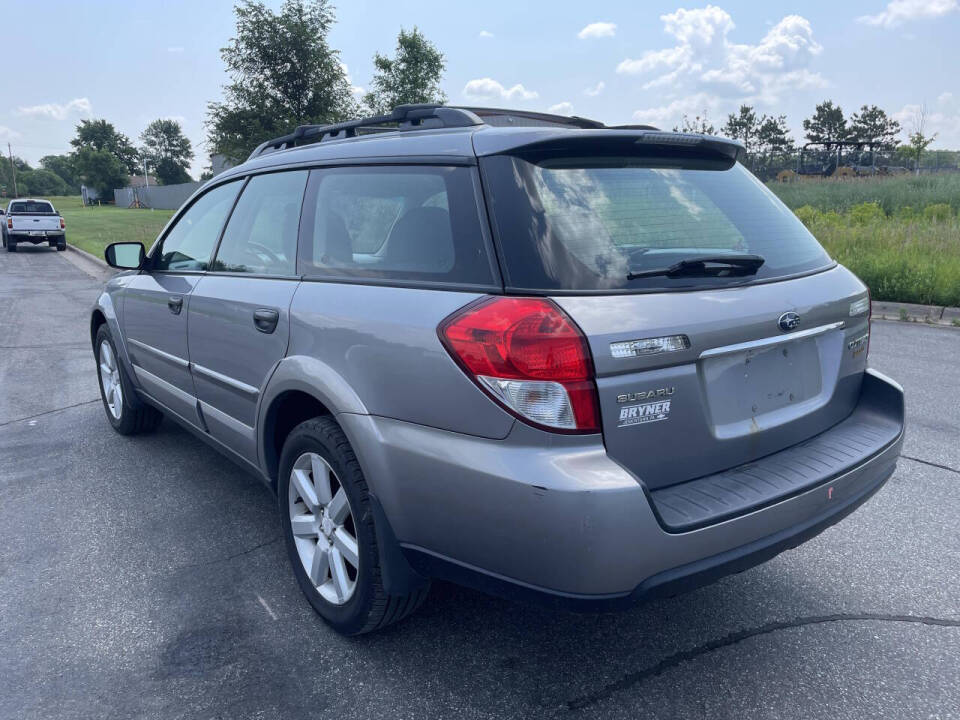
[94, 324, 163, 435]
[278, 417, 429, 635]
[6, 239, 14, 252]
[56, 241, 66, 251]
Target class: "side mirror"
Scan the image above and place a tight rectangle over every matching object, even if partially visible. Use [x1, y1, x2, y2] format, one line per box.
[0, 209, 5, 215]
[105, 242, 146, 270]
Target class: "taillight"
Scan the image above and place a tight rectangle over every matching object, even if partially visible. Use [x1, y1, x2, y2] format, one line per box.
[60, 217, 65, 229]
[5, 218, 10, 229]
[438, 297, 601, 433]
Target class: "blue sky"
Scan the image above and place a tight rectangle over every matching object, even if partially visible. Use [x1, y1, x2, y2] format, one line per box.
[3, 0, 959, 178]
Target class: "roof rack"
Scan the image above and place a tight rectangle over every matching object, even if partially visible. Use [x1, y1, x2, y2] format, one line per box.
[247, 104, 482, 160]
[247, 104, 609, 161]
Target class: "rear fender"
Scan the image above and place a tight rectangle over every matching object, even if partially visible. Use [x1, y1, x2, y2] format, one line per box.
[256, 354, 369, 476]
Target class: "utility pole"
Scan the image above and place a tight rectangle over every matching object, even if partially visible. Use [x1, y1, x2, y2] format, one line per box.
[142, 154, 149, 187]
[7, 142, 18, 198]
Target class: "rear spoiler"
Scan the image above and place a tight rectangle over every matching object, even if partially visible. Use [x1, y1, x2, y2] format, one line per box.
[472, 129, 746, 164]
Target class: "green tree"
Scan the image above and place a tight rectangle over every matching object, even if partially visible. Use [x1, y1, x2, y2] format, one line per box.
[40, 154, 81, 192]
[207, 0, 356, 162]
[1, 154, 30, 197]
[848, 105, 900, 147]
[73, 146, 128, 198]
[722, 105, 759, 155]
[140, 119, 194, 184]
[17, 168, 68, 196]
[363, 26, 446, 115]
[756, 114, 795, 160]
[673, 110, 715, 135]
[802, 100, 849, 147]
[906, 104, 937, 175]
[70, 119, 139, 174]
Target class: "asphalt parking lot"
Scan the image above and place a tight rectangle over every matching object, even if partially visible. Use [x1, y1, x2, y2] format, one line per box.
[1, 245, 958, 720]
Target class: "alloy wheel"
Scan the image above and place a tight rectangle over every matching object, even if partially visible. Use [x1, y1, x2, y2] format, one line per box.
[98, 341, 123, 420]
[288, 452, 359, 605]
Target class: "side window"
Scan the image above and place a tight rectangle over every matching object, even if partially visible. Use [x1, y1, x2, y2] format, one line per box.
[299, 166, 495, 285]
[153, 181, 242, 272]
[211, 170, 308, 276]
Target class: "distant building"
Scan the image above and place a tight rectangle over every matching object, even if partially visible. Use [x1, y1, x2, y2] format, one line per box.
[127, 174, 158, 188]
[210, 154, 236, 177]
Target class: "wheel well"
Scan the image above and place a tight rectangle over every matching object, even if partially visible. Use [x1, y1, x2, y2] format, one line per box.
[90, 310, 107, 348]
[264, 390, 332, 485]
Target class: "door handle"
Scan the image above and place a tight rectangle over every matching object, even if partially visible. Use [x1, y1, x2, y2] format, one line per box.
[253, 308, 280, 334]
[167, 295, 183, 315]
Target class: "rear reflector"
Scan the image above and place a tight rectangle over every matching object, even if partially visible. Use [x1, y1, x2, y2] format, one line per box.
[849, 297, 869, 316]
[439, 297, 600, 433]
[610, 334, 690, 359]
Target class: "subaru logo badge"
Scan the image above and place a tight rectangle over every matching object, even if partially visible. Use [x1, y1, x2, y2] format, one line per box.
[778, 312, 801, 332]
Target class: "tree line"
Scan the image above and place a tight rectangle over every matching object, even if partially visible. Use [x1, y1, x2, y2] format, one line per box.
[2, 118, 195, 199]
[674, 100, 939, 176]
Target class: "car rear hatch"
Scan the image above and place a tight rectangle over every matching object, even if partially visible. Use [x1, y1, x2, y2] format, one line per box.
[477, 129, 873, 491]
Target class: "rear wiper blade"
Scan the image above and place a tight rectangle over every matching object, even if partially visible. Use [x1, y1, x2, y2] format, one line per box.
[626, 254, 765, 281]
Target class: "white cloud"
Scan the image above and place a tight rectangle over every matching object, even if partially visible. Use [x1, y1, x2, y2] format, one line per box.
[548, 102, 574, 115]
[578, 22, 617, 39]
[584, 81, 606, 97]
[167, 46, 185, 53]
[339, 62, 365, 98]
[630, 93, 720, 129]
[938, 91, 955, 105]
[893, 101, 960, 146]
[479, 30, 494, 38]
[858, 0, 957, 28]
[618, 8, 824, 104]
[16, 97, 93, 121]
[463, 78, 538, 102]
[0, 125, 21, 142]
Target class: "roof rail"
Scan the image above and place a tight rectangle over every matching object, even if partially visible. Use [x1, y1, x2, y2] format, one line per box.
[247, 104, 483, 160]
[458, 107, 605, 129]
[246, 104, 610, 161]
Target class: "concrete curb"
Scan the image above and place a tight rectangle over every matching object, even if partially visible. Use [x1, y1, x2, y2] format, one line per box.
[66, 243, 110, 269]
[872, 301, 960, 328]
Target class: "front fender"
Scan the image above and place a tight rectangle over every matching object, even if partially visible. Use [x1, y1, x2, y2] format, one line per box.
[92, 288, 139, 390]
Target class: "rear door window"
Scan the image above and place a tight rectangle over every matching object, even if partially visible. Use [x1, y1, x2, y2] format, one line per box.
[211, 170, 308, 276]
[9, 201, 55, 214]
[481, 154, 833, 293]
[298, 166, 497, 287]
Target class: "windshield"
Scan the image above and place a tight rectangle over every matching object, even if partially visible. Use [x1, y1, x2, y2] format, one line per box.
[481, 156, 832, 292]
[9, 201, 55, 214]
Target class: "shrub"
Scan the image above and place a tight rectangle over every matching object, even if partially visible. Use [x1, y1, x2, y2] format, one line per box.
[923, 203, 953, 222]
[794, 205, 820, 227]
[849, 202, 886, 225]
[895, 205, 916, 221]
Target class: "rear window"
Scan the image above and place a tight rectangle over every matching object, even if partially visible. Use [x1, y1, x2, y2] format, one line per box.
[9, 201, 55, 214]
[481, 155, 833, 293]
[298, 165, 497, 287]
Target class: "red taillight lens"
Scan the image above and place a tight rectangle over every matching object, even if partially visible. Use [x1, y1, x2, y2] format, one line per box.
[5, 218, 10, 229]
[439, 297, 601, 433]
[60, 217, 65, 229]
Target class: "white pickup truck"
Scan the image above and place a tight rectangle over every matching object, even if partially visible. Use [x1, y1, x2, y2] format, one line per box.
[2, 198, 66, 252]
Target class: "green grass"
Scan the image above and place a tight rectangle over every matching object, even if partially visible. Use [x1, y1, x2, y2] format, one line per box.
[795, 208, 960, 307]
[40, 196, 175, 259]
[768, 172, 960, 215]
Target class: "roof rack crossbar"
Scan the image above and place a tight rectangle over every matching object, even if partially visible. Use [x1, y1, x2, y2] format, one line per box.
[248, 104, 483, 160]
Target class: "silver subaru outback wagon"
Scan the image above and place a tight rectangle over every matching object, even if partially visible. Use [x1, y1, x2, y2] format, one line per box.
[91, 105, 904, 635]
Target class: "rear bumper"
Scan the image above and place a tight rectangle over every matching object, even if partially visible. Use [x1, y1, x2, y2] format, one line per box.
[340, 368, 904, 605]
[8, 231, 64, 244]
